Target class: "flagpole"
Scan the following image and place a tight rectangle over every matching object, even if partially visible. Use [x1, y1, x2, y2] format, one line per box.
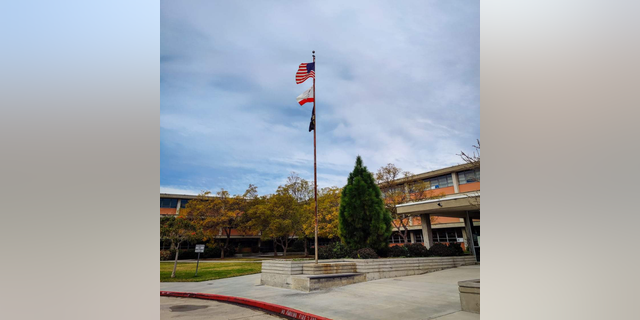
[312, 51, 318, 264]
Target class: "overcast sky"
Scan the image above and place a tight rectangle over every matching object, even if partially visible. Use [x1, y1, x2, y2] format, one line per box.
[160, 0, 479, 196]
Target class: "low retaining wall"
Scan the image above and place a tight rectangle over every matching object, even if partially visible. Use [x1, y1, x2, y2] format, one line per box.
[351, 256, 476, 281]
[261, 256, 476, 289]
[260, 259, 343, 276]
[303, 262, 357, 275]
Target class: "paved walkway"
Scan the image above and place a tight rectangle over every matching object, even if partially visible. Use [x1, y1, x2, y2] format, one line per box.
[160, 265, 480, 320]
[161, 296, 283, 319]
[168, 260, 264, 263]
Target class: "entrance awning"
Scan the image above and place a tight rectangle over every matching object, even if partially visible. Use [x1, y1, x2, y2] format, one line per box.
[396, 192, 480, 219]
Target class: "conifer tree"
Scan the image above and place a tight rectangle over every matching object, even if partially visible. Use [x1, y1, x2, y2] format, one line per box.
[338, 156, 393, 250]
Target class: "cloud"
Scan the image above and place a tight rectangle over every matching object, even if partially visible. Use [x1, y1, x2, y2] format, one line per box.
[160, 186, 203, 196]
[160, 0, 479, 195]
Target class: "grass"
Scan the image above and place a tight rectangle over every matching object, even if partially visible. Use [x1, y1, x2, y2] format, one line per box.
[198, 257, 265, 262]
[260, 254, 309, 260]
[161, 262, 262, 282]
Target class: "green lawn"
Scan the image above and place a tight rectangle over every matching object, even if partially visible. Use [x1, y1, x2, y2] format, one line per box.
[161, 262, 262, 282]
[259, 254, 309, 260]
[198, 257, 265, 262]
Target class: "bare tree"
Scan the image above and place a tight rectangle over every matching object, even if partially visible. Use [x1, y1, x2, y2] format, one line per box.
[458, 139, 480, 169]
[457, 139, 480, 208]
[376, 164, 444, 244]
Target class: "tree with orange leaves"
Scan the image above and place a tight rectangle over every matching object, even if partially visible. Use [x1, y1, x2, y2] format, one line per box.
[302, 186, 341, 255]
[184, 186, 254, 258]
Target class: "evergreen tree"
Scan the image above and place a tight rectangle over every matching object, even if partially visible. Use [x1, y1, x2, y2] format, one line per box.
[338, 156, 393, 250]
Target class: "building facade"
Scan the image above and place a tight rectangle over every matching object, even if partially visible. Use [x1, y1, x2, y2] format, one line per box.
[160, 163, 480, 259]
[384, 163, 480, 260]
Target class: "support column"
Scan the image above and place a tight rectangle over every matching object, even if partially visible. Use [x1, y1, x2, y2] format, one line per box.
[464, 211, 477, 260]
[452, 172, 460, 193]
[420, 213, 434, 248]
[461, 227, 469, 251]
[410, 231, 416, 244]
[175, 199, 182, 215]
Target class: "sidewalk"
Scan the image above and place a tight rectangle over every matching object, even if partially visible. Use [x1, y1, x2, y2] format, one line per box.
[160, 265, 480, 320]
[161, 296, 283, 319]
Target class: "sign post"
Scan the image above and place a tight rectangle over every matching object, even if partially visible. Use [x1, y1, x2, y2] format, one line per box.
[195, 244, 205, 276]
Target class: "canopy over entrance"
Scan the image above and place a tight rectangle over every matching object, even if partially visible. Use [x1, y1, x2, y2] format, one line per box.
[397, 192, 480, 262]
[397, 192, 480, 219]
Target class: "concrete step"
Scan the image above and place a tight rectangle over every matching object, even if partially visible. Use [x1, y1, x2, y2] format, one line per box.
[290, 272, 366, 292]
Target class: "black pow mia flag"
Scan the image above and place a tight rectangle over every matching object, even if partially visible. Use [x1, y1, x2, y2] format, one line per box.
[309, 107, 315, 132]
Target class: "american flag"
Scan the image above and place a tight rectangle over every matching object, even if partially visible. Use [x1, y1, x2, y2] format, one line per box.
[296, 62, 315, 84]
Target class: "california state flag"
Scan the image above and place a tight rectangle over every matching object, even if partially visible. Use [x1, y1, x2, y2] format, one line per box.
[296, 87, 314, 106]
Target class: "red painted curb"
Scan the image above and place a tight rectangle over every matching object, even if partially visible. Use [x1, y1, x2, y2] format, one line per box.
[161, 291, 332, 320]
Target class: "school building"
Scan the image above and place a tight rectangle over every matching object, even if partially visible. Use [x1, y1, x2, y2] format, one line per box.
[160, 163, 480, 259]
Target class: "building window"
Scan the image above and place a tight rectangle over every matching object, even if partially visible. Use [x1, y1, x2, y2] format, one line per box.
[160, 198, 178, 208]
[180, 199, 190, 208]
[458, 168, 480, 185]
[383, 184, 404, 194]
[432, 228, 461, 243]
[415, 232, 424, 243]
[389, 233, 406, 244]
[423, 174, 453, 189]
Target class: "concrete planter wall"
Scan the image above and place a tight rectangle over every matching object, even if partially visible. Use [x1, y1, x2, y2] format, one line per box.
[260, 256, 477, 290]
[458, 279, 480, 313]
[259, 259, 344, 290]
[347, 256, 476, 281]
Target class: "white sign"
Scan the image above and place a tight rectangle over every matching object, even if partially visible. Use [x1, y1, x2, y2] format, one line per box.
[195, 244, 205, 253]
[457, 238, 464, 243]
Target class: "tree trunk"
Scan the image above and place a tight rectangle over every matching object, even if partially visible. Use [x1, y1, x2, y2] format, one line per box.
[171, 242, 180, 278]
[283, 238, 288, 257]
[221, 229, 231, 259]
[225, 229, 231, 257]
[304, 238, 308, 257]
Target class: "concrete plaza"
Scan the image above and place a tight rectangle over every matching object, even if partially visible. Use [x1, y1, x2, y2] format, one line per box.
[160, 265, 480, 320]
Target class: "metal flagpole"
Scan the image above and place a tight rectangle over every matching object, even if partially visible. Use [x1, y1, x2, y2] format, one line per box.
[313, 51, 318, 264]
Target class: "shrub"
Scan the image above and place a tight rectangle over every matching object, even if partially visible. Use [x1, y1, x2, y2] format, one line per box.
[405, 243, 430, 257]
[429, 243, 464, 257]
[291, 239, 305, 252]
[428, 243, 449, 256]
[350, 248, 379, 259]
[169, 248, 198, 260]
[318, 245, 332, 259]
[318, 242, 352, 259]
[448, 243, 464, 256]
[388, 245, 410, 257]
[224, 245, 236, 257]
[165, 244, 237, 260]
[160, 250, 172, 261]
[376, 246, 390, 258]
[202, 246, 221, 258]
